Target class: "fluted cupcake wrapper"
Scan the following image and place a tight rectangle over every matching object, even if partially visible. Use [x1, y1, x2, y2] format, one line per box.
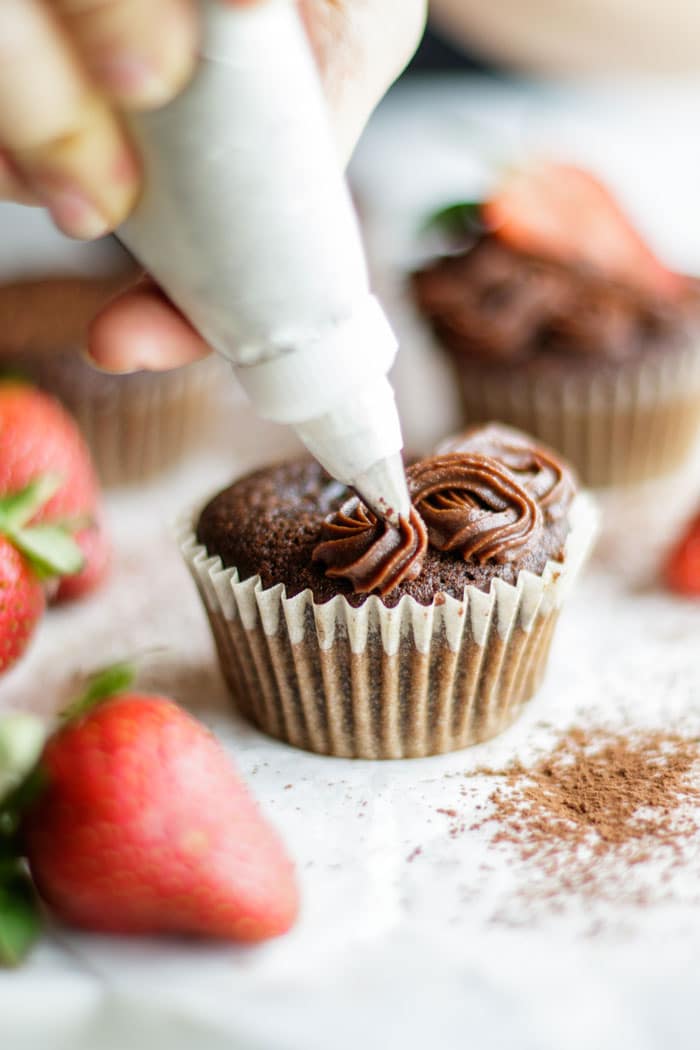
[179, 494, 598, 759]
[448, 345, 700, 488]
[65, 359, 225, 486]
[5, 353, 224, 486]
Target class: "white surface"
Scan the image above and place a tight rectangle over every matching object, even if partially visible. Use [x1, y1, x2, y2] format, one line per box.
[1, 76, 700, 1049]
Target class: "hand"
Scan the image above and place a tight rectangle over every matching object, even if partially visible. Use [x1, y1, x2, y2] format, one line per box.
[0, 1, 425, 373]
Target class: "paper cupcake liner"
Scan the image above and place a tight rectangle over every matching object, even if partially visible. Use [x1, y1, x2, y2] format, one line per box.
[70, 360, 223, 486]
[179, 494, 598, 759]
[447, 345, 700, 488]
[7, 353, 223, 486]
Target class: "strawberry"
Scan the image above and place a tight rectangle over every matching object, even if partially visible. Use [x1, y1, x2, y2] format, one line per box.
[0, 382, 98, 521]
[665, 511, 700, 597]
[0, 539, 44, 676]
[0, 381, 109, 601]
[482, 161, 685, 300]
[0, 478, 83, 676]
[0, 665, 298, 962]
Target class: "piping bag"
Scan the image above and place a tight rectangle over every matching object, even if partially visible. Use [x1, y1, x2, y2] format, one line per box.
[118, 0, 410, 523]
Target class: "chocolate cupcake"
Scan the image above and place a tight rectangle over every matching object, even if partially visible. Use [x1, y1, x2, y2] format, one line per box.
[181, 424, 597, 759]
[0, 274, 223, 485]
[411, 234, 700, 487]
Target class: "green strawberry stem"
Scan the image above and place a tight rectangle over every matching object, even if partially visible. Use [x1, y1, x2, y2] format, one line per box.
[0, 756, 47, 968]
[420, 200, 486, 239]
[0, 476, 62, 531]
[0, 477, 84, 580]
[0, 866, 41, 967]
[11, 525, 84, 580]
[60, 662, 136, 723]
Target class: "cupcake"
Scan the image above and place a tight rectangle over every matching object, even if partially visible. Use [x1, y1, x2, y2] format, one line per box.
[410, 162, 700, 487]
[0, 273, 223, 485]
[181, 424, 597, 759]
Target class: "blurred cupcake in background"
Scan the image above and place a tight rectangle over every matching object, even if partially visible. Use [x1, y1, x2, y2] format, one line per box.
[0, 207, 223, 486]
[410, 161, 700, 488]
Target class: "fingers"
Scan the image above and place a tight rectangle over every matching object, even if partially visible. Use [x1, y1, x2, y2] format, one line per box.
[0, 0, 138, 237]
[0, 0, 198, 234]
[88, 279, 211, 372]
[0, 152, 38, 205]
[55, 0, 198, 110]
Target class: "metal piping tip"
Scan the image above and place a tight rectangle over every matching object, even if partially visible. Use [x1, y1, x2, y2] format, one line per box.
[353, 453, 411, 526]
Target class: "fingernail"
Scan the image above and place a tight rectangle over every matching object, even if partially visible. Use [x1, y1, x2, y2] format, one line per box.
[95, 53, 170, 105]
[80, 343, 134, 375]
[40, 186, 109, 240]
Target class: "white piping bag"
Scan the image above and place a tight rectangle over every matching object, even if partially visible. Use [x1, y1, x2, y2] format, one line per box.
[118, 0, 409, 521]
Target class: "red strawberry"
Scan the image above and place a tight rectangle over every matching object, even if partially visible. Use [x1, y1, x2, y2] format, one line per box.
[0, 382, 109, 600]
[0, 479, 84, 677]
[482, 161, 685, 300]
[665, 511, 700, 597]
[0, 538, 44, 675]
[16, 667, 298, 945]
[0, 382, 98, 520]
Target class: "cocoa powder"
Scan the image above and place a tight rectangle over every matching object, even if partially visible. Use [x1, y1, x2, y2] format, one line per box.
[472, 727, 700, 907]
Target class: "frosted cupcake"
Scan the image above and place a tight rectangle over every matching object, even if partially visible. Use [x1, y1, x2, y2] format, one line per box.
[181, 423, 597, 759]
[411, 162, 700, 487]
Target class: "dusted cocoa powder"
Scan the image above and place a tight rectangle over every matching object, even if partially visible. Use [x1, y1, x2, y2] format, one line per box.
[472, 727, 700, 907]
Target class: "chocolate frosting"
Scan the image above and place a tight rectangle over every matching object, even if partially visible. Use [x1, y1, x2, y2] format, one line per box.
[411, 235, 692, 365]
[312, 428, 575, 594]
[312, 497, 427, 596]
[197, 445, 575, 607]
[437, 423, 576, 522]
[406, 453, 542, 564]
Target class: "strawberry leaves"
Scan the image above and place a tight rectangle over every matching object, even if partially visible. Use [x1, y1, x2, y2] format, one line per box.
[0, 475, 62, 531]
[0, 478, 83, 580]
[0, 866, 41, 967]
[0, 714, 47, 967]
[11, 525, 84, 579]
[61, 662, 136, 722]
[421, 200, 485, 241]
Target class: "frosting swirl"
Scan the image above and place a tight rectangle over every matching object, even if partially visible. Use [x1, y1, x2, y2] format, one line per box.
[312, 498, 427, 596]
[407, 452, 542, 563]
[437, 423, 576, 521]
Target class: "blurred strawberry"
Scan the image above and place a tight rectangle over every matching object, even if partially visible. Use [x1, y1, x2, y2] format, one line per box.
[482, 161, 684, 300]
[0, 478, 83, 676]
[665, 511, 700, 597]
[0, 539, 44, 676]
[0, 382, 98, 518]
[0, 381, 109, 600]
